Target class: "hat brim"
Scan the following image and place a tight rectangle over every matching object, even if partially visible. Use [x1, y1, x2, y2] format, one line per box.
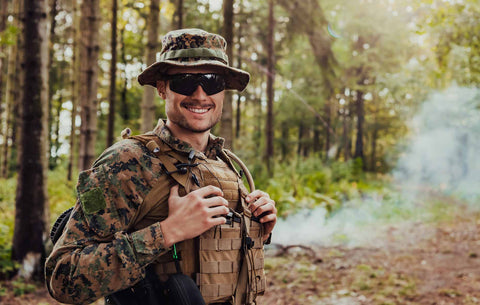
[138, 60, 250, 92]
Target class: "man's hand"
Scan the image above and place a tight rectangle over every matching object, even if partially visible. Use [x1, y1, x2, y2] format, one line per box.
[161, 185, 229, 247]
[246, 190, 277, 242]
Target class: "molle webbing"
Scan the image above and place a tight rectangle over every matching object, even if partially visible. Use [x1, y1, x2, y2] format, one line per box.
[127, 132, 265, 304]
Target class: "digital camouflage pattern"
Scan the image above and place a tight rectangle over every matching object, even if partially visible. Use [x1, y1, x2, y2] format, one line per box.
[137, 28, 250, 91]
[45, 120, 226, 305]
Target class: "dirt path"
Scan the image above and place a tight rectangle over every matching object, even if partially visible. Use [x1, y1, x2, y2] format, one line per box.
[259, 212, 480, 305]
[2, 210, 479, 305]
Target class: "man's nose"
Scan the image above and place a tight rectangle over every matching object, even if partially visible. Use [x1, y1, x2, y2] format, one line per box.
[190, 85, 208, 99]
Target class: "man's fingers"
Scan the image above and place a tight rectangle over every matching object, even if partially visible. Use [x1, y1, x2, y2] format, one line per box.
[192, 185, 224, 198]
[245, 190, 270, 203]
[208, 205, 229, 218]
[260, 211, 277, 223]
[204, 196, 229, 208]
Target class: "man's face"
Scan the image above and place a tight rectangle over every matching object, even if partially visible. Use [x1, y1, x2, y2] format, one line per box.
[157, 66, 225, 134]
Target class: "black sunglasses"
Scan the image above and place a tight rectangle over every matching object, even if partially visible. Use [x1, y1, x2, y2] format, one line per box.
[164, 73, 226, 96]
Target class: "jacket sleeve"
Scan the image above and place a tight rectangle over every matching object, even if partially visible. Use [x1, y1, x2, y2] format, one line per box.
[45, 140, 170, 305]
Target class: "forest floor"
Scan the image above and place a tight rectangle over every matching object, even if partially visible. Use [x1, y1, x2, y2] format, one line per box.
[1, 204, 479, 305]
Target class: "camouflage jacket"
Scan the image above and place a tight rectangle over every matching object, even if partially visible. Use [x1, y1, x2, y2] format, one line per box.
[45, 120, 226, 305]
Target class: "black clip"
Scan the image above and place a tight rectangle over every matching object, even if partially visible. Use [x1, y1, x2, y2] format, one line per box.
[245, 236, 255, 249]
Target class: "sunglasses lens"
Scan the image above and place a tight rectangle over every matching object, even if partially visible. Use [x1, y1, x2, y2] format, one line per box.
[167, 74, 225, 96]
[199, 74, 225, 95]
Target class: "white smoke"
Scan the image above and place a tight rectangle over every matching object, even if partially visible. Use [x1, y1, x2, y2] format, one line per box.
[394, 86, 480, 202]
[272, 87, 480, 247]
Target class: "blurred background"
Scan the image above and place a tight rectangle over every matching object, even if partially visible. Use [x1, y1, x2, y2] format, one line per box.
[0, 0, 479, 304]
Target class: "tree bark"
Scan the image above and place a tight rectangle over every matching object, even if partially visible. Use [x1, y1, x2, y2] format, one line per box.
[140, 0, 160, 133]
[47, 0, 58, 168]
[68, 0, 79, 181]
[354, 91, 365, 166]
[235, 0, 244, 139]
[12, 0, 49, 280]
[107, 0, 118, 147]
[220, 0, 234, 149]
[2, 0, 22, 178]
[177, 0, 183, 29]
[265, 0, 275, 174]
[297, 123, 304, 156]
[0, 0, 8, 147]
[119, 26, 129, 122]
[342, 110, 350, 161]
[78, 0, 100, 170]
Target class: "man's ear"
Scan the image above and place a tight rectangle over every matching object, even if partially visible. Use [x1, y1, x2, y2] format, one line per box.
[156, 80, 166, 99]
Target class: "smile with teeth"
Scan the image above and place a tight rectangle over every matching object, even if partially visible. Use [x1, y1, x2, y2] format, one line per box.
[184, 105, 213, 114]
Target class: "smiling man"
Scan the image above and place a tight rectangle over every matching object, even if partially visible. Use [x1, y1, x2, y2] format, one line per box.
[45, 29, 277, 305]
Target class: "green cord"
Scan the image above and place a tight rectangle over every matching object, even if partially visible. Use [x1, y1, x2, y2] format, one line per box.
[173, 244, 178, 260]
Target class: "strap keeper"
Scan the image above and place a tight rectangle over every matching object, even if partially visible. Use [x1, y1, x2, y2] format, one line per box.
[120, 128, 131, 139]
[146, 140, 160, 153]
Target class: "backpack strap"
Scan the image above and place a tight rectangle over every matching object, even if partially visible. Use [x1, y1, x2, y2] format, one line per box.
[128, 132, 191, 190]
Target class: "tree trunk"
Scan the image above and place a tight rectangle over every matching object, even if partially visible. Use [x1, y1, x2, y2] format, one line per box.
[280, 124, 288, 160]
[370, 125, 378, 172]
[265, 0, 275, 173]
[140, 0, 160, 133]
[68, 0, 79, 181]
[297, 123, 304, 156]
[47, 0, 58, 168]
[342, 110, 350, 161]
[12, 0, 49, 280]
[313, 116, 320, 153]
[0, 0, 8, 148]
[354, 91, 365, 166]
[2, 0, 22, 178]
[324, 99, 331, 158]
[177, 0, 183, 29]
[78, 0, 100, 170]
[220, 0, 234, 149]
[107, 0, 118, 147]
[235, 0, 243, 139]
[119, 26, 129, 123]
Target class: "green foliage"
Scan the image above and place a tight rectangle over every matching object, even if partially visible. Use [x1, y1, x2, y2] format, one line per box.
[0, 25, 20, 47]
[0, 177, 17, 278]
[0, 166, 77, 278]
[11, 278, 36, 296]
[252, 155, 385, 217]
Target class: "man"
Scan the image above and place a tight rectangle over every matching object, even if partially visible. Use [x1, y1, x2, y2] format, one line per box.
[45, 28, 277, 305]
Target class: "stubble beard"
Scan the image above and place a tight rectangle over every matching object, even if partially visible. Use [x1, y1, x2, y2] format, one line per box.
[169, 110, 222, 133]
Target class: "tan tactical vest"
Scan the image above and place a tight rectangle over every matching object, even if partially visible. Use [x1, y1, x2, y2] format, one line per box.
[126, 133, 266, 305]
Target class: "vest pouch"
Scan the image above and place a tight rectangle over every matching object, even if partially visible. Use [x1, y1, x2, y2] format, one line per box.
[198, 221, 243, 304]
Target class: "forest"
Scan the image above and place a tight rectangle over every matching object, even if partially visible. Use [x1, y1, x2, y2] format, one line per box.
[1, 0, 479, 304]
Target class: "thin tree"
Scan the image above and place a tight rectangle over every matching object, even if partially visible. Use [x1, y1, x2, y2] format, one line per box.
[220, 0, 234, 149]
[78, 0, 100, 170]
[47, 0, 59, 167]
[0, 0, 9, 172]
[140, 0, 160, 133]
[2, 0, 22, 178]
[265, 0, 275, 174]
[0, 0, 8, 130]
[177, 0, 183, 29]
[12, 0, 49, 280]
[235, 0, 244, 139]
[68, 0, 79, 180]
[107, 0, 118, 147]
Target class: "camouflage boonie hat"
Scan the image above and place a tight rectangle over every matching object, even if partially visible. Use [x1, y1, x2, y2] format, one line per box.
[138, 28, 250, 92]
